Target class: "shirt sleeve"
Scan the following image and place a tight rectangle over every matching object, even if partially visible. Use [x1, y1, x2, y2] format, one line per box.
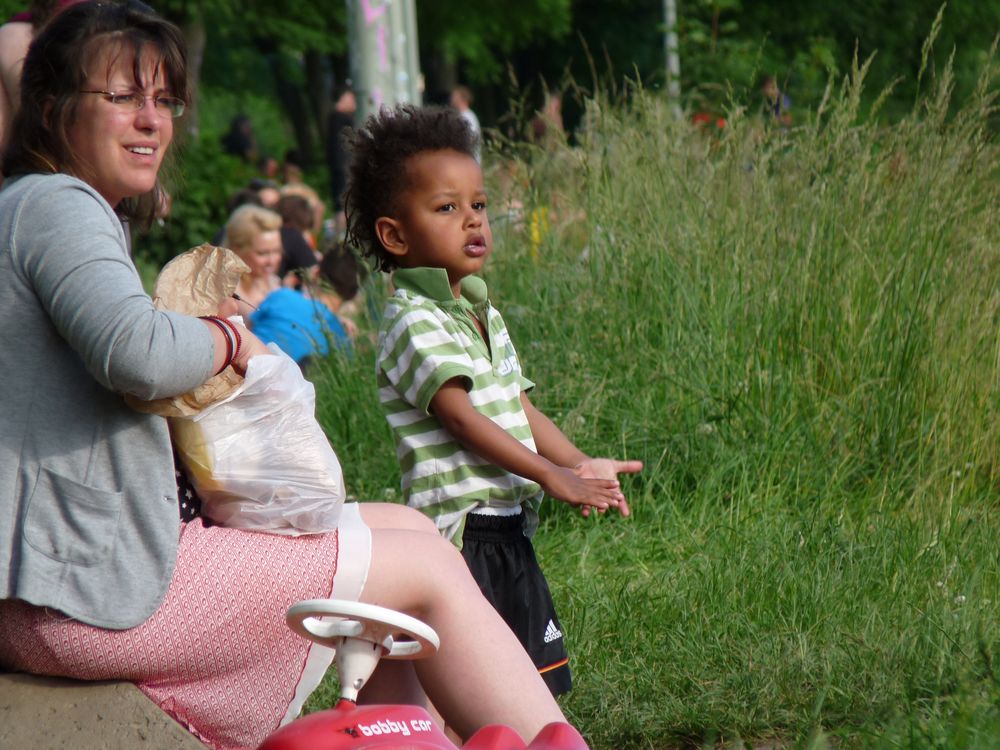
[378, 301, 475, 413]
[10, 178, 215, 399]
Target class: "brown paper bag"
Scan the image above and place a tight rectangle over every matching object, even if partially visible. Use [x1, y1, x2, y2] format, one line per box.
[127, 244, 249, 417]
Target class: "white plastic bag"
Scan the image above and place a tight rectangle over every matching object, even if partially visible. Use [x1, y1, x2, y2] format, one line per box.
[171, 344, 345, 535]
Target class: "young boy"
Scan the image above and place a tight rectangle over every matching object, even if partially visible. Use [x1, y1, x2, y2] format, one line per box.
[345, 105, 642, 695]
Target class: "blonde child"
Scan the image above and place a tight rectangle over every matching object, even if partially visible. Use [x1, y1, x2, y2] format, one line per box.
[223, 204, 282, 309]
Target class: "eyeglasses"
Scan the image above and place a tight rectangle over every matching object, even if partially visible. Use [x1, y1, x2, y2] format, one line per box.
[79, 90, 186, 118]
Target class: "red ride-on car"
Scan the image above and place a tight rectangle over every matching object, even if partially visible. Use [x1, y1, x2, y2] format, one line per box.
[257, 600, 589, 750]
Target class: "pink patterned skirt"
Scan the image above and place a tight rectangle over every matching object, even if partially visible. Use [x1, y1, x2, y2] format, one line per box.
[0, 504, 371, 750]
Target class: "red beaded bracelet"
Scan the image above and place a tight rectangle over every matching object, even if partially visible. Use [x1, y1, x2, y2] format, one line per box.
[199, 316, 235, 374]
[218, 316, 243, 366]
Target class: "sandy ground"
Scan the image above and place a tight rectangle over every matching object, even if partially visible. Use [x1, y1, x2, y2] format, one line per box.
[0, 672, 206, 749]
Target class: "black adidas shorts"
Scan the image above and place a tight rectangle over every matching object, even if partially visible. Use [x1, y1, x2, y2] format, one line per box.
[461, 512, 572, 696]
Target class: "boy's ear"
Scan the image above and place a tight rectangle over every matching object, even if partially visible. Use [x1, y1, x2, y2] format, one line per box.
[375, 216, 407, 258]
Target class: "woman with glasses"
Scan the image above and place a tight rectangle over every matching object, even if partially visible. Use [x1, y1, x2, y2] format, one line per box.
[0, 3, 574, 749]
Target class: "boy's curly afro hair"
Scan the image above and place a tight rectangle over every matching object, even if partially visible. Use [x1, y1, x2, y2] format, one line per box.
[344, 104, 479, 273]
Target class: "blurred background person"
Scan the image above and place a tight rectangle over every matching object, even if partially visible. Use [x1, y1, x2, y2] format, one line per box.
[530, 88, 565, 146]
[249, 177, 281, 209]
[450, 84, 480, 160]
[309, 240, 368, 338]
[325, 82, 356, 229]
[0, 9, 32, 152]
[257, 153, 279, 181]
[276, 192, 320, 284]
[247, 257, 352, 374]
[280, 148, 304, 185]
[280, 181, 325, 244]
[0, 0, 83, 158]
[314, 242, 365, 317]
[223, 204, 283, 309]
[220, 113, 258, 163]
[760, 74, 792, 127]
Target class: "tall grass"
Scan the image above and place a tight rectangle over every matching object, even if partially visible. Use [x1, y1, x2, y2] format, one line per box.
[310, 54, 999, 748]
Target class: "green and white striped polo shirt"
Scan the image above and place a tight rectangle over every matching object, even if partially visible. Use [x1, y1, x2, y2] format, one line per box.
[376, 267, 542, 545]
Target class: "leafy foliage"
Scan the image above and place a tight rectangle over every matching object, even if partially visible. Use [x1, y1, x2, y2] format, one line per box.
[676, 0, 1000, 116]
[485, 0, 999, 122]
[135, 133, 256, 267]
[0, 0, 21, 19]
[158, 0, 347, 55]
[417, 0, 572, 84]
[2, 0, 996, 126]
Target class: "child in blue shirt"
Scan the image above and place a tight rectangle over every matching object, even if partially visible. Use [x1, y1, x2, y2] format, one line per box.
[248, 286, 348, 367]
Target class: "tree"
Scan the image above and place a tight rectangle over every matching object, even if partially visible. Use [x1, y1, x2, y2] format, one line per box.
[417, 0, 572, 96]
[159, 0, 348, 166]
[493, 0, 999, 127]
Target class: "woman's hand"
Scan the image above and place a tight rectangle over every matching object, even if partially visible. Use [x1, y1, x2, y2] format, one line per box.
[229, 321, 269, 376]
[203, 300, 271, 376]
[218, 295, 257, 320]
[216, 297, 240, 318]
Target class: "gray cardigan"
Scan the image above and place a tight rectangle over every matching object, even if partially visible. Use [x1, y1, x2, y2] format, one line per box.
[0, 174, 216, 629]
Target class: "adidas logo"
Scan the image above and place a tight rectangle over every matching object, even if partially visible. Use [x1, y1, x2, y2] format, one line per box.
[543, 619, 563, 643]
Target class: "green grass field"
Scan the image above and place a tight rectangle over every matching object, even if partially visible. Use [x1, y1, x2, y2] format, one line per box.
[306, 60, 999, 749]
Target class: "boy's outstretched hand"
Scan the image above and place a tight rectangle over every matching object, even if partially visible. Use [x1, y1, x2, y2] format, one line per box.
[538, 458, 643, 518]
[433, 384, 644, 519]
[573, 458, 644, 517]
[538, 465, 624, 516]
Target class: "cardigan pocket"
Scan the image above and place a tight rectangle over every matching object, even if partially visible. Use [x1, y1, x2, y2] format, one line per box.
[23, 467, 123, 566]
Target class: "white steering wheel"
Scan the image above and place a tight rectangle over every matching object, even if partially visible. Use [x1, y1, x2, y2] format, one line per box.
[287, 599, 440, 657]
[287, 600, 441, 701]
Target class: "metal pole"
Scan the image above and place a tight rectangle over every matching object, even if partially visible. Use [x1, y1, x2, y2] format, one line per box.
[388, 0, 410, 104]
[347, 0, 422, 121]
[347, 0, 389, 121]
[402, 0, 422, 104]
[664, 0, 681, 116]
